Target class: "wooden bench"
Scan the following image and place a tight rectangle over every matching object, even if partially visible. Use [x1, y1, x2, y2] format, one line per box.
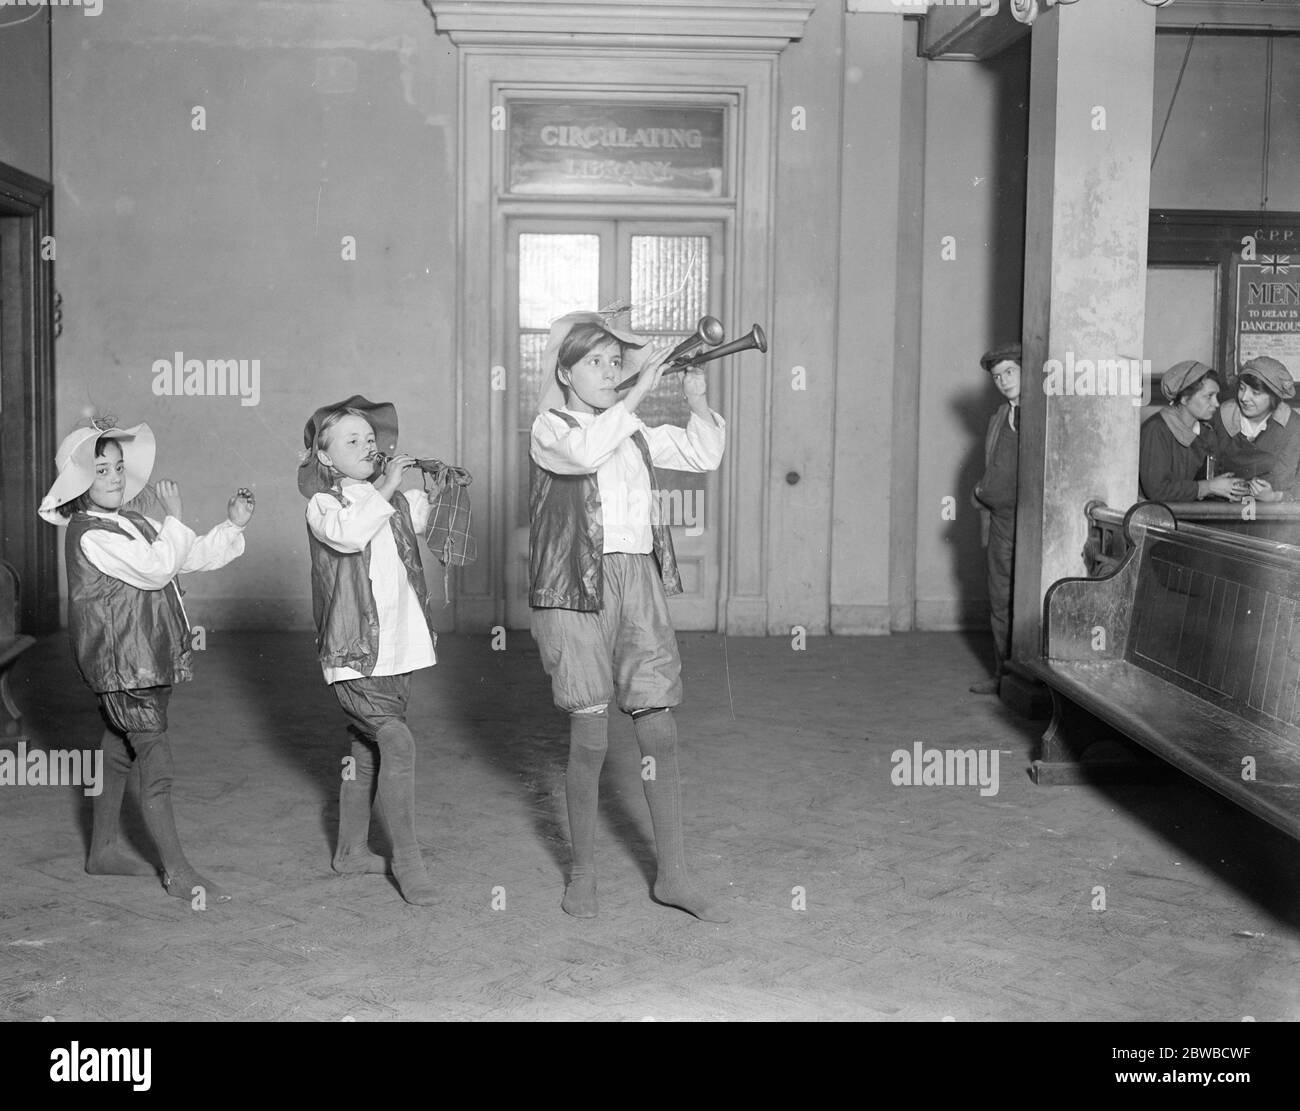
[1023, 502, 1300, 841]
[1085, 500, 1300, 576]
[0, 558, 36, 743]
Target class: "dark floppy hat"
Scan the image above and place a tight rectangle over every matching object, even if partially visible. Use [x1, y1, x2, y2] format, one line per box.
[1159, 359, 1213, 401]
[297, 394, 399, 498]
[980, 343, 1022, 373]
[1237, 355, 1295, 400]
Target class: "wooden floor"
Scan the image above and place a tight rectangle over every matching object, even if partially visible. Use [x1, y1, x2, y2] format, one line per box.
[2, 630, 1298, 1022]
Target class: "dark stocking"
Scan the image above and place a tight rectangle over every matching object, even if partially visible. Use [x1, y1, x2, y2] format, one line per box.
[374, 720, 434, 905]
[85, 729, 154, 876]
[562, 708, 609, 918]
[333, 730, 388, 874]
[633, 709, 729, 923]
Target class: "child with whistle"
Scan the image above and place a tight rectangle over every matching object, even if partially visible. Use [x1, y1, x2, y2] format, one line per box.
[299, 395, 446, 906]
[529, 309, 731, 921]
[38, 417, 254, 904]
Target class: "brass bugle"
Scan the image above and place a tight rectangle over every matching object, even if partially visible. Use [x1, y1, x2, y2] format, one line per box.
[677, 324, 767, 368]
[615, 315, 724, 390]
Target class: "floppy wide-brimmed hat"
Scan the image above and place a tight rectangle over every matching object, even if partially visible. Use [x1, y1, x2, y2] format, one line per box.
[536, 309, 647, 415]
[38, 419, 157, 526]
[298, 394, 399, 498]
[1235, 355, 1296, 401]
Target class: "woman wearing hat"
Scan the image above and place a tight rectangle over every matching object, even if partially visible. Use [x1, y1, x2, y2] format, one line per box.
[38, 418, 254, 903]
[529, 309, 730, 922]
[1209, 356, 1300, 502]
[1140, 360, 1243, 503]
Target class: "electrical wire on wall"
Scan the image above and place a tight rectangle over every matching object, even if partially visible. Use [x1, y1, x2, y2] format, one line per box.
[1261, 34, 1273, 211]
[1151, 25, 1201, 171]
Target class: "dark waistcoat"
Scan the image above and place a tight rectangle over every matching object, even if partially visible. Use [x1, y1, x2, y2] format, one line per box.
[307, 487, 435, 676]
[529, 409, 681, 611]
[65, 510, 192, 693]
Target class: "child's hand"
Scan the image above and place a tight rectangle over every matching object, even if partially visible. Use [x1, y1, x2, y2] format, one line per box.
[682, 367, 709, 406]
[621, 339, 673, 417]
[374, 454, 415, 500]
[156, 479, 183, 521]
[228, 488, 256, 526]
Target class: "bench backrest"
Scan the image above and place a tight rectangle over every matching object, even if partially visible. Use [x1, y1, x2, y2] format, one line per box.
[1127, 525, 1300, 738]
[0, 559, 20, 642]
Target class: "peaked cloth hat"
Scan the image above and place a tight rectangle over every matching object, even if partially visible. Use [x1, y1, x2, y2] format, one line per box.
[536, 306, 648, 416]
[1159, 359, 1214, 401]
[298, 394, 399, 498]
[1236, 355, 1296, 401]
[38, 418, 157, 526]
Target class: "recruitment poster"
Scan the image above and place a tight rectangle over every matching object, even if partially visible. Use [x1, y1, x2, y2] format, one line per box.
[1235, 254, 1300, 372]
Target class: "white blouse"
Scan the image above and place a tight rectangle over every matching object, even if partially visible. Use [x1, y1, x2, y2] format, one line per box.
[306, 482, 436, 683]
[530, 401, 725, 554]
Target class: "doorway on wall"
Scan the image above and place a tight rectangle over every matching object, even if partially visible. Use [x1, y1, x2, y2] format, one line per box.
[0, 162, 57, 634]
[504, 217, 726, 630]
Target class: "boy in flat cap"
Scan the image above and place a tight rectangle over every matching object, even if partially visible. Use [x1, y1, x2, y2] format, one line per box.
[970, 344, 1021, 695]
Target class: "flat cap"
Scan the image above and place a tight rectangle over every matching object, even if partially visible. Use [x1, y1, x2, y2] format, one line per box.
[980, 343, 1022, 373]
[1238, 355, 1295, 400]
[1159, 359, 1213, 401]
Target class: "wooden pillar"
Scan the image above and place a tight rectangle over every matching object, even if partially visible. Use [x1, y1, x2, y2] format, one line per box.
[1012, 1, 1156, 665]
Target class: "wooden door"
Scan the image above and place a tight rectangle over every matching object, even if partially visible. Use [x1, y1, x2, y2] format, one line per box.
[504, 218, 726, 629]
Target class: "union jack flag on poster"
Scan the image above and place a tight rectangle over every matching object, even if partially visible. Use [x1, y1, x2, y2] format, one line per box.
[1235, 257, 1300, 370]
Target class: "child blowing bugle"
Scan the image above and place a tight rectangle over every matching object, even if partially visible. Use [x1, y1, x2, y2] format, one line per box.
[529, 309, 731, 922]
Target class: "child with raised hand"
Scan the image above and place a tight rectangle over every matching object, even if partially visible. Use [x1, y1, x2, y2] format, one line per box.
[298, 395, 444, 906]
[530, 309, 731, 922]
[38, 417, 254, 904]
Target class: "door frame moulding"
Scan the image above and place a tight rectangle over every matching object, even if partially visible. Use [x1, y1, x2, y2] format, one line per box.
[0, 160, 57, 634]
[451, 48, 779, 633]
[424, 0, 815, 50]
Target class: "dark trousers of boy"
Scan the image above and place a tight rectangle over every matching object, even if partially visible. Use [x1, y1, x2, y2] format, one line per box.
[974, 405, 1019, 685]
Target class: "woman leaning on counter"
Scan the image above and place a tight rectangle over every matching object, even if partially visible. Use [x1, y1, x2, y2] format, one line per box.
[1139, 360, 1241, 503]
[1210, 356, 1300, 503]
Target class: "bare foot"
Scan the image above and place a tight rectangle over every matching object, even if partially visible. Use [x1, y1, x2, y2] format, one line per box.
[562, 875, 598, 919]
[164, 871, 232, 904]
[332, 850, 391, 875]
[86, 848, 157, 877]
[652, 879, 730, 923]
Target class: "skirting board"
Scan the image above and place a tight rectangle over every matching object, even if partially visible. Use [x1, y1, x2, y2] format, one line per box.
[830, 603, 892, 635]
[915, 598, 988, 631]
